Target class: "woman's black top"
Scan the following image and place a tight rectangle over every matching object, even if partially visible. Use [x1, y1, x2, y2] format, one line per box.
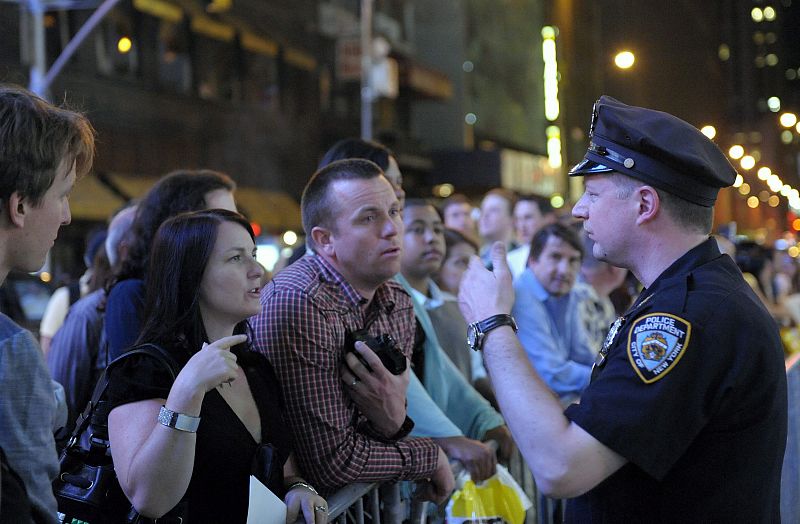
[106, 347, 292, 523]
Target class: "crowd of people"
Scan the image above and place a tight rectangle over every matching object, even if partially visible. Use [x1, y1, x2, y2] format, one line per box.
[0, 82, 791, 524]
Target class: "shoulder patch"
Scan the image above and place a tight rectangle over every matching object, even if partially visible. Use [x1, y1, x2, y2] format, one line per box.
[627, 313, 691, 383]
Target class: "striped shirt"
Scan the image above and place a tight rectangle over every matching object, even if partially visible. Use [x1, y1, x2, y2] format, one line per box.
[251, 255, 438, 492]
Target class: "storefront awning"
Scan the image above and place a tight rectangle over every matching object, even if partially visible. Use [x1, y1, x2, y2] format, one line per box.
[70, 173, 301, 234]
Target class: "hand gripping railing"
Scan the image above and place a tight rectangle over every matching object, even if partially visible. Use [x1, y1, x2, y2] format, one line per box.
[287, 439, 545, 524]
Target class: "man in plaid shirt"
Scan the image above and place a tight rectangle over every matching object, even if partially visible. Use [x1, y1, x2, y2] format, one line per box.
[251, 159, 454, 501]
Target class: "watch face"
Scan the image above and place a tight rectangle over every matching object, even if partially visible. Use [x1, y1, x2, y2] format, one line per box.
[467, 324, 478, 348]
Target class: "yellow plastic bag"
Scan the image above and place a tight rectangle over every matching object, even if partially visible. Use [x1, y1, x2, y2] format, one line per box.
[445, 465, 532, 524]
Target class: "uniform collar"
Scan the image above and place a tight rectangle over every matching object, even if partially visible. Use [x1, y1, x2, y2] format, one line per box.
[642, 236, 721, 296]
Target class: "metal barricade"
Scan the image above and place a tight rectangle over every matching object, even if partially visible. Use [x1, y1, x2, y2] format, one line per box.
[292, 440, 547, 524]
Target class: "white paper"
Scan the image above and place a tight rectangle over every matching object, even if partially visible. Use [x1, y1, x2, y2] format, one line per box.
[247, 475, 287, 524]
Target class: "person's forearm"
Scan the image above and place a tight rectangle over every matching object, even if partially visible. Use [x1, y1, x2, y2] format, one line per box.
[294, 426, 439, 490]
[112, 387, 204, 517]
[481, 326, 585, 493]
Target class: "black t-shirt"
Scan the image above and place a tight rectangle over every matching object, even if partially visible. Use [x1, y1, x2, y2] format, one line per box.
[106, 346, 292, 524]
[564, 239, 787, 523]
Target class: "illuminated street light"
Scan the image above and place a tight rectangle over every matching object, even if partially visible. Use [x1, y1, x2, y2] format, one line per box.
[700, 125, 717, 139]
[117, 36, 132, 54]
[780, 112, 798, 127]
[282, 230, 298, 246]
[740, 155, 756, 170]
[614, 51, 635, 69]
[729, 145, 744, 159]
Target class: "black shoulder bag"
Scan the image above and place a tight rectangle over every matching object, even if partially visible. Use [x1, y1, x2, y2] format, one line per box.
[53, 343, 179, 524]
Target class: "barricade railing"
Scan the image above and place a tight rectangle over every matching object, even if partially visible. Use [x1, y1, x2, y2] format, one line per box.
[293, 440, 547, 524]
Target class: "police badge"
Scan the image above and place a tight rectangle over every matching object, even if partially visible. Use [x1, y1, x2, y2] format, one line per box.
[627, 313, 692, 383]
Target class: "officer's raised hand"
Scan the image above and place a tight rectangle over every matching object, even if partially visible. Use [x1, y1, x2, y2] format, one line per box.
[459, 241, 515, 324]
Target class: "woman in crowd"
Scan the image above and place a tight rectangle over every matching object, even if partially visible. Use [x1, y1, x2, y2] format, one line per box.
[105, 169, 237, 360]
[107, 209, 327, 523]
[434, 228, 479, 296]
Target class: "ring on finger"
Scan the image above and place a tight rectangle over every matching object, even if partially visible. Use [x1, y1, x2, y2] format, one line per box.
[314, 505, 327, 513]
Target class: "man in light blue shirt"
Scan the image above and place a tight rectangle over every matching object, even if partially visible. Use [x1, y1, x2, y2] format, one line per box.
[513, 223, 596, 405]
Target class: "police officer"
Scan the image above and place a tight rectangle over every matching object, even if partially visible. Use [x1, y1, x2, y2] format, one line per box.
[459, 96, 787, 522]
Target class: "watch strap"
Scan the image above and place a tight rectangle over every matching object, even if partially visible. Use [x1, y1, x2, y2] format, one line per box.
[158, 406, 201, 433]
[477, 313, 518, 347]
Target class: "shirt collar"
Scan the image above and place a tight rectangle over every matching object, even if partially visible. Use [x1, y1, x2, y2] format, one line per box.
[311, 253, 397, 313]
[520, 267, 551, 302]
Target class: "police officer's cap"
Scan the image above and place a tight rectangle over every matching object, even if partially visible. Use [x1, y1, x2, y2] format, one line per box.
[569, 96, 737, 207]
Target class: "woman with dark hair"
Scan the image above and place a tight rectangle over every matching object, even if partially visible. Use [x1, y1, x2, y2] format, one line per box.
[319, 138, 405, 206]
[107, 209, 327, 523]
[105, 169, 237, 360]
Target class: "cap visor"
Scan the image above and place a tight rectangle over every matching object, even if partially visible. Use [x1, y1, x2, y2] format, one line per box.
[569, 158, 614, 176]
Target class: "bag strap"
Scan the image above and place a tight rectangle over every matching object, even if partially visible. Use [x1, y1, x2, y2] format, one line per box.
[66, 343, 180, 450]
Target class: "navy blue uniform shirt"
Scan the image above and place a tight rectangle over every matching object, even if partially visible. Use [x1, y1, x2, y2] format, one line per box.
[564, 238, 787, 523]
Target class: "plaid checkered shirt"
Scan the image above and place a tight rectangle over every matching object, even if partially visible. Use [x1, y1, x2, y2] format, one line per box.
[251, 254, 438, 492]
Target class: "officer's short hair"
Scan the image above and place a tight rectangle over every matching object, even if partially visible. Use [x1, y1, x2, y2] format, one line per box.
[608, 172, 713, 234]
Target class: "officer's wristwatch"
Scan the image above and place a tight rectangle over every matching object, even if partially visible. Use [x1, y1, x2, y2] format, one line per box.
[467, 314, 518, 352]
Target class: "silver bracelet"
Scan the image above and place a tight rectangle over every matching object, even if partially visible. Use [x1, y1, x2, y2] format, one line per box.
[158, 406, 201, 433]
[286, 480, 318, 496]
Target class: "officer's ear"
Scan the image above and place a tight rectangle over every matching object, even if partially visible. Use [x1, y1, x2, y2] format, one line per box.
[634, 185, 660, 226]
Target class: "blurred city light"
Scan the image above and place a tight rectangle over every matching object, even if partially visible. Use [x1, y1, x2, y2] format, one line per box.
[256, 243, 280, 272]
[282, 230, 298, 246]
[550, 194, 564, 209]
[780, 112, 798, 127]
[789, 246, 800, 258]
[747, 196, 760, 208]
[767, 96, 781, 112]
[729, 145, 744, 159]
[733, 174, 744, 187]
[718, 44, 730, 61]
[117, 36, 132, 54]
[739, 183, 751, 195]
[614, 51, 635, 69]
[465, 113, 477, 125]
[740, 155, 756, 170]
[751, 7, 764, 22]
[783, 130, 794, 144]
[700, 125, 717, 139]
[764, 6, 777, 21]
[768, 195, 780, 207]
[434, 183, 455, 198]
[546, 125, 562, 168]
[542, 27, 560, 121]
[758, 166, 772, 180]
